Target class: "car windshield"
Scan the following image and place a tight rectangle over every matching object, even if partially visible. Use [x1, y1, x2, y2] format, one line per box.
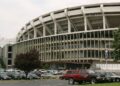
[111, 73, 117, 76]
[95, 72, 105, 76]
[87, 70, 95, 74]
[66, 70, 79, 74]
[106, 72, 116, 76]
[0, 73, 7, 76]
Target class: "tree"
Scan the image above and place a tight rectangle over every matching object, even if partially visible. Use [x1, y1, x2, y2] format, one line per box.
[112, 28, 120, 61]
[14, 49, 41, 76]
[41, 63, 50, 69]
[0, 58, 6, 68]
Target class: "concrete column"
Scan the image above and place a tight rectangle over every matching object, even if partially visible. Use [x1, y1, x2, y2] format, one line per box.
[39, 17, 46, 36]
[30, 21, 37, 38]
[84, 16, 87, 31]
[68, 19, 71, 33]
[43, 25, 46, 37]
[54, 21, 57, 35]
[28, 31, 30, 40]
[23, 26, 27, 40]
[22, 35, 25, 40]
[81, 6, 87, 31]
[33, 26, 37, 38]
[64, 9, 71, 33]
[100, 4, 106, 29]
[50, 13, 57, 35]
[103, 14, 106, 29]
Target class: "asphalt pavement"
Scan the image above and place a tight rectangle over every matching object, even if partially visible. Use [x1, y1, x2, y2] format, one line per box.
[0, 79, 79, 86]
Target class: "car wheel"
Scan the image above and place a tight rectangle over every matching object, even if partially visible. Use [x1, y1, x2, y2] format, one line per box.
[112, 79, 115, 82]
[91, 78, 96, 84]
[0, 78, 3, 80]
[78, 81, 82, 84]
[68, 78, 75, 85]
[116, 78, 119, 82]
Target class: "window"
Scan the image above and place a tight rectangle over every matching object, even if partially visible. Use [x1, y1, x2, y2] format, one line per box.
[8, 60, 12, 65]
[8, 46, 12, 52]
[8, 53, 12, 59]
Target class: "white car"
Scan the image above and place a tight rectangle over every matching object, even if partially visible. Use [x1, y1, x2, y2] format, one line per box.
[27, 72, 40, 79]
[41, 73, 56, 78]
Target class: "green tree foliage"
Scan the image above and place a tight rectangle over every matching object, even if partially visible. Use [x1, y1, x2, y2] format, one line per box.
[14, 49, 41, 75]
[41, 63, 50, 69]
[112, 28, 120, 61]
[0, 58, 6, 68]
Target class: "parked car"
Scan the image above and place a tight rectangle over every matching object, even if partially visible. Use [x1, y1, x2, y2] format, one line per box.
[59, 70, 76, 80]
[94, 72, 107, 82]
[6, 71, 21, 79]
[104, 72, 120, 82]
[27, 72, 40, 79]
[40, 69, 47, 74]
[0, 72, 11, 80]
[32, 70, 41, 77]
[19, 71, 26, 79]
[41, 72, 56, 79]
[60, 69, 97, 84]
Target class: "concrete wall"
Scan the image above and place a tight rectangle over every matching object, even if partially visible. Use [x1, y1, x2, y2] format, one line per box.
[2, 44, 13, 68]
[0, 47, 2, 58]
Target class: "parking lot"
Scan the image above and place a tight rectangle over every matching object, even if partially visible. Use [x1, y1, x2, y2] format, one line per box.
[0, 79, 74, 86]
[0, 79, 120, 86]
[0, 68, 120, 86]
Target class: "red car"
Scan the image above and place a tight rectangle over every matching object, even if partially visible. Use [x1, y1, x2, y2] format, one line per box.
[60, 69, 96, 84]
[60, 70, 79, 80]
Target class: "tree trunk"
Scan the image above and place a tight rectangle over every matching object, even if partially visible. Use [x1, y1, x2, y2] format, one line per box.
[25, 71, 29, 79]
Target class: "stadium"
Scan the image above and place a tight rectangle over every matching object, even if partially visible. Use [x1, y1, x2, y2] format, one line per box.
[13, 3, 120, 69]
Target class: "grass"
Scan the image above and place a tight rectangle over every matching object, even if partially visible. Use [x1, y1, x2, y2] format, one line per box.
[79, 82, 120, 86]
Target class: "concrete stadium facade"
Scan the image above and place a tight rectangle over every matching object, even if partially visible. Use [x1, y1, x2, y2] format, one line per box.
[13, 3, 120, 68]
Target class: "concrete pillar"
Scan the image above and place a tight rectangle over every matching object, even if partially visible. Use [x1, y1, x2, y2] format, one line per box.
[64, 9, 71, 33]
[28, 31, 30, 40]
[34, 28, 37, 38]
[39, 17, 46, 36]
[81, 6, 87, 31]
[100, 4, 106, 29]
[50, 13, 57, 35]
[30, 21, 37, 38]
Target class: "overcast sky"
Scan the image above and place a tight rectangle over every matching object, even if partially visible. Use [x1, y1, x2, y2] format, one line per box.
[0, 0, 119, 39]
